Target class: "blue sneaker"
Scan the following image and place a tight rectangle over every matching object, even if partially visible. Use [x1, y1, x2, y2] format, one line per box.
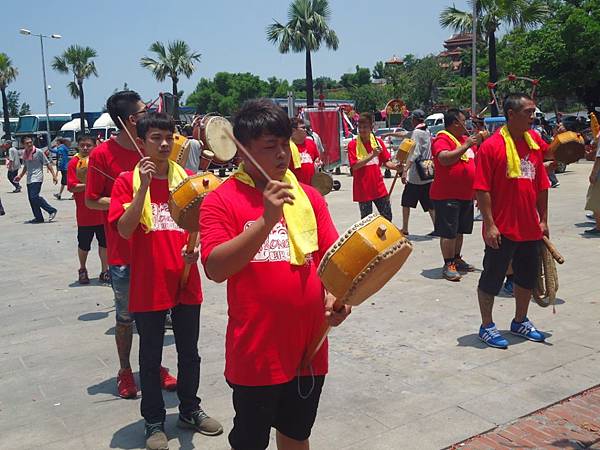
[510, 318, 545, 342]
[479, 323, 509, 349]
[503, 279, 514, 296]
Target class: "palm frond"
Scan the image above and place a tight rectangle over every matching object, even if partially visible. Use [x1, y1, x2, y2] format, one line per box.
[67, 81, 80, 99]
[439, 6, 473, 33]
[0, 53, 19, 89]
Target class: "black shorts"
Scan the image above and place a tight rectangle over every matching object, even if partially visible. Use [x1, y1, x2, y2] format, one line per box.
[60, 169, 68, 186]
[77, 225, 106, 251]
[228, 376, 325, 450]
[401, 182, 433, 211]
[478, 237, 541, 295]
[433, 199, 474, 239]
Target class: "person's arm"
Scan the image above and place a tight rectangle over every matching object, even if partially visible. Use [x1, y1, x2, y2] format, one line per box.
[85, 151, 111, 210]
[46, 162, 58, 184]
[14, 165, 27, 182]
[117, 157, 154, 239]
[67, 160, 85, 193]
[590, 157, 600, 184]
[476, 190, 501, 249]
[537, 189, 549, 237]
[86, 197, 111, 210]
[204, 180, 295, 283]
[437, 135, 479, 166]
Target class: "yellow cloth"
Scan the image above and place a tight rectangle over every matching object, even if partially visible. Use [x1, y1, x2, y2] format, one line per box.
[356, 134, 379, 161]
[125, 160, 188, 233]
[289, 140, 302, 169]
[437, 130, 469, 161]
[499, 126, 540, 178]
[231, 163, 318, 266]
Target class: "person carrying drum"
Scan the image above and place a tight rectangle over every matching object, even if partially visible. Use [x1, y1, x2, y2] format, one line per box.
[200, 99, 351, 450]
[348, 112, 400, 221]
[85, 91, 177, 399]
[109, 112, 222, 449]
[474, 93, 550, 349]
[430, 109, 482, 281]
[66, 134, 109, 284]
[288, 117, 320, 184]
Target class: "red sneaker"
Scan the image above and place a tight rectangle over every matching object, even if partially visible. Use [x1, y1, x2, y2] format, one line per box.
[160, 366, 177, 391]
[117, 368, 138, 399]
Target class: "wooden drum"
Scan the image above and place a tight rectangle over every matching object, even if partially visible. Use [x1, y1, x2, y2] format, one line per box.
[168, 172, 222, 233]
[169, 133, 192, 167]
[318, 214, 412, 306]
[549, 131, 585, 164]
[199, 115, 238, 164]
[76, 156, 88, 183]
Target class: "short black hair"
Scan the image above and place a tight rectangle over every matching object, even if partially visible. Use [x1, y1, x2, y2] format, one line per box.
[503, 93, 533, 120]
[358, 112, 373, 126]
[106, 90, 142, 130]
[22, 136, 33, 144]
[444, 108, 465, 128]
[290, 117, 305, 129]
[136, 112, 175, 140]
[77, 133, 96, 144]
[233, 99, 292, 145]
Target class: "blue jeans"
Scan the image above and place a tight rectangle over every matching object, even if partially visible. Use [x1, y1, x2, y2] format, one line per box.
[27, 182, 56, 221]
[109, 265, 133, 324]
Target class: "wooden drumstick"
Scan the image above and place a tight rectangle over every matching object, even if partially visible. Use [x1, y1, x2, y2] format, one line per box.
[91, 165, 116, 182]
[543, 236, 564, 264]
[300, 297, 345, 370]
[117, 116, 145, 158]
[223, 129, 272, 182]
[388, 138, 413, 197]
[180, 231, 199, 287]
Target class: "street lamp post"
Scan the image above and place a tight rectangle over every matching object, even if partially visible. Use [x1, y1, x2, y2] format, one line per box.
[19, 29, 61, 148]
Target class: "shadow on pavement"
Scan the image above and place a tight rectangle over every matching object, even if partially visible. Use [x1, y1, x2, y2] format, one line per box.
[409, 234, 436, 243]
[420, 267, 443, 280]
[573, 221, 594, 228]
[78, 311, 110, 321]
[456, 330, 552, 349]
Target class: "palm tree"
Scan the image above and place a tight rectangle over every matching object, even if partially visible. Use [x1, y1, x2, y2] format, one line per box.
[0, 53, 18, 139]
[267, 0, 339, 106]
[140, 41, 201, 120]
[52, 45, 98, 133]
[440, 0, 548, 115]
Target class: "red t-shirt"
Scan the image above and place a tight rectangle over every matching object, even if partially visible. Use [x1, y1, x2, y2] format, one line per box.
[85, 138, 143, 266]
[200, 178, 339, 386]
[473, 130, 550, 242]
[67, 155, 104, 227]
[430, 132, 477, 201]
[348, 137, 390, 202]
[289, 139, 320, 185]
[108, 171, 202, 312]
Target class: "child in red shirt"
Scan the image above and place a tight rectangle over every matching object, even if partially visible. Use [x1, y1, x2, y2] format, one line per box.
[348, 113, 399, 221]
[200, 99, 351, 450]
[66, 134, 108, 284]
[109, 112, 223, 449]
[289, 117, 321, 184]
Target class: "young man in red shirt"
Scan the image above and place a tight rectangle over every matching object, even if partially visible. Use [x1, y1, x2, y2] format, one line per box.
[348, 113, 399, 221]
[85, 91, 176, 398]
[66, 134, 109, 284]
[431, 109, 482, 281]
[289, 117, 320, 185]
[109, 113, 222, 449]
[200, 99, 351, 450]
[475, 93, 550, 349]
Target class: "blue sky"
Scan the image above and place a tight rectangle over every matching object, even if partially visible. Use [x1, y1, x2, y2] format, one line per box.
[2, 0, 469, 114]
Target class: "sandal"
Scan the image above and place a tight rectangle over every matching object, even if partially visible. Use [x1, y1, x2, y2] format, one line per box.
[99, 271, 111, 284]
[78, 269, 90, 285]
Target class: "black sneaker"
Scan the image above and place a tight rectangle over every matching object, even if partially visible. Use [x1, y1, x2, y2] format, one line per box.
[144, 422, 168, 450]
[26, 218, 44, 224]
[584, 228, 600, 235]
[53, 193, 61, 200]
[0, 209, 5, 216]
[177, 407, 223, 436]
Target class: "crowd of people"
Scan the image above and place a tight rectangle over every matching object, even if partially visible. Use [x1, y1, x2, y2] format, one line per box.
[1, 90, 599, 450]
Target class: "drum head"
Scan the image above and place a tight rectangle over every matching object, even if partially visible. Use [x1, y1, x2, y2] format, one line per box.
[311, 172, 333, 196]
[204, 116, 237, 163]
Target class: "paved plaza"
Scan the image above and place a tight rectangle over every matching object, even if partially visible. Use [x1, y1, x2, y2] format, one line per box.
[0, 161, 599, 450]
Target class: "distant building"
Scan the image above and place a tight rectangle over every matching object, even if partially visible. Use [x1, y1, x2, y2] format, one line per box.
[439, 33, 473, 71]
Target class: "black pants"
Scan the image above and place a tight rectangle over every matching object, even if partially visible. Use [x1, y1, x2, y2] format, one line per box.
[8, 170, 20, 189]
[27, 182, 56, 221]
[358, 196, 392, 221]
[135, 304, 202, 424]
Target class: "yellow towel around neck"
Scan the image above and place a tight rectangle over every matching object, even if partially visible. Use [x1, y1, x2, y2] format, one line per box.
[437, 130, 469, 161]
[289, 140, 302, 169]
[499, 126, 540, 178]
[356, 134, 379, 161]
[125, 159, 188, 233]
[232, 163, 317, 266]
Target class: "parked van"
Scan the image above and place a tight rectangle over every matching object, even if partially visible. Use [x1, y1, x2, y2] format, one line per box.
[425, 113, 445, 136]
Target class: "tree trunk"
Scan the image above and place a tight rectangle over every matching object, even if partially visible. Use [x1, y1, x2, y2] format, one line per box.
[488, 30, 499, 117]
[305, 48, 314, 107]
[1, 87, 11, 139]
[78, 81, 86, 135]
[172, 77, 179, 121]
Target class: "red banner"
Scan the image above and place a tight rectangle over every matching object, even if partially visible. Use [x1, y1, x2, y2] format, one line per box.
[307, 110, 340, 169]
